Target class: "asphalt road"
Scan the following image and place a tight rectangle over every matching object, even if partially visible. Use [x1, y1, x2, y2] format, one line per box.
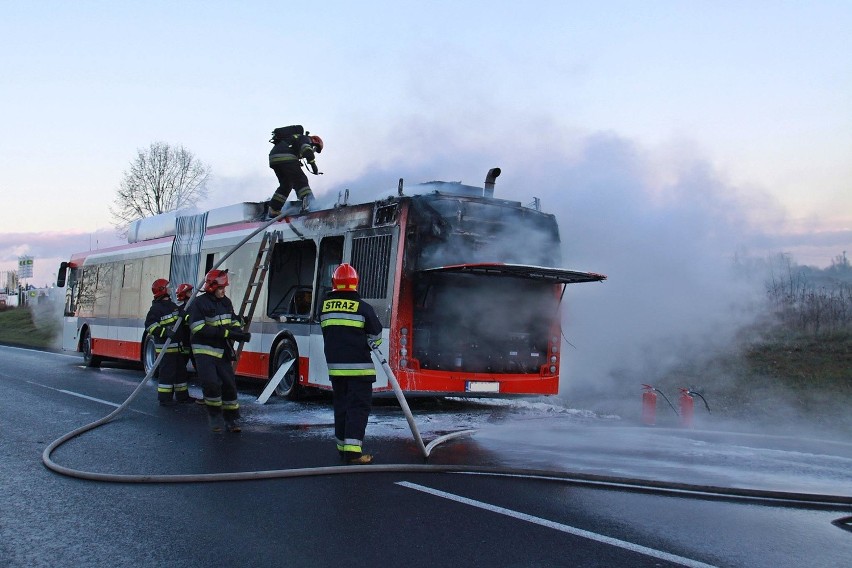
[2, 344, 850, 567]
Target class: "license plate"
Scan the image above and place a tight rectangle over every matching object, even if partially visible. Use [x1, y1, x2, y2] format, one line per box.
[466, 381, 500, 393]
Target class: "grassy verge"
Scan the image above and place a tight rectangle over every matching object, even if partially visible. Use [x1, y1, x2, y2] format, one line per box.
[0, 305, 61, 349]
[651, 331, 852, 435]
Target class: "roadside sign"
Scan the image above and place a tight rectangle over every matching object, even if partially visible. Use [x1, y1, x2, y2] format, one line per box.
[18, 256, 33, 279]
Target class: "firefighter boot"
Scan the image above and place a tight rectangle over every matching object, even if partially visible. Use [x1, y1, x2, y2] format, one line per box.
[225, 419, 242, 433]
[300, 193, 315, 213]
[208, 413, 225, 433]
[345, 452, 373, 465]
[266, 207, 281, 220]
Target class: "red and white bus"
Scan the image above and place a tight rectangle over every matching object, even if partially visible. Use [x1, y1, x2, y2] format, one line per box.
[56, 171, 605, 398]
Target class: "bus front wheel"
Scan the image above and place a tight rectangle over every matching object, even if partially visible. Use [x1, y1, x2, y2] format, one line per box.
[81, 329, 102, 368]
[272, 338, 301, 400]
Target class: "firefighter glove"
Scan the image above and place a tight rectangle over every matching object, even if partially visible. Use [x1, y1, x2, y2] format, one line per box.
[368, 338, 383, 350]
[164, 327, 178, 340]
[309, 160, 319, 175]
[231, 330, 252, 343]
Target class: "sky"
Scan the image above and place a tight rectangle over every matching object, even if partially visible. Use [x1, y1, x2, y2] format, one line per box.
[1, 0, 850, 290]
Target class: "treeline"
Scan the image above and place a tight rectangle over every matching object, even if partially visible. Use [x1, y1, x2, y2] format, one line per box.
[764, 252, 852, 336]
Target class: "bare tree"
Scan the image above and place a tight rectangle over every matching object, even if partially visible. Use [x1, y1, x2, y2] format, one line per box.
[110, 142, 211, 235]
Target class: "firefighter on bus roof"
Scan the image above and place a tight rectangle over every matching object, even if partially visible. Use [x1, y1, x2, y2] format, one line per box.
[145, 279, 194, 405]
[320, 263, 383, 465]
[267, 125, 322, 218]
[187, 269, 250, 433]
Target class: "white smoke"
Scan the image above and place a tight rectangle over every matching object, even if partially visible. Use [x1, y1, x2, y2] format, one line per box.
[323, 126, 775, 410]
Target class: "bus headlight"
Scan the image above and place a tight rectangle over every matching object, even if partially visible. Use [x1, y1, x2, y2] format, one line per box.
[550, 356, 557, 364]
[400, 359, 408, 368]
[549, 365, 557, 374]
[400, 348, 408, 357]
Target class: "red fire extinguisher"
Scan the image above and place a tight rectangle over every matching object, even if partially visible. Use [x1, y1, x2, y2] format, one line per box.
[678, 388, 694, 428]
[641, 384, 657, 426]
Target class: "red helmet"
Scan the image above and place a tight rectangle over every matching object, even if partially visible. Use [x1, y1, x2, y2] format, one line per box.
[332, 263, 358, 291]
[204, 269, 229, 292]
[309, 135, 323, 153]
[176, 283, 193, 301]
[151, 278, 170, 299]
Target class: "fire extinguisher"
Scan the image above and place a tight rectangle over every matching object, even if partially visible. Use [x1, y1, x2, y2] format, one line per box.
[678, 388, 711, 428]
[678, 388, 694, 428]
[641, 384, 657, 426]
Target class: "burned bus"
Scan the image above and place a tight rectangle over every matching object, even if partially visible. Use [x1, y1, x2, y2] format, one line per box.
[56, 170, 605, 398]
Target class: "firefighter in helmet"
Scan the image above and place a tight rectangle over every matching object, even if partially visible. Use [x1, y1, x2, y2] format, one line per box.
[145, 279, 194, 405]
[267, 126, 322, 217]
[174, 283, 196, 393]
[320, 263, 383, 464]
[187, 269, 250, 432]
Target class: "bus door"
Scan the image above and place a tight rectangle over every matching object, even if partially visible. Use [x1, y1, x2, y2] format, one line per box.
[306, 235, 344, 388]
[57, 262, 82, 351]
[266, 237, 319, 382]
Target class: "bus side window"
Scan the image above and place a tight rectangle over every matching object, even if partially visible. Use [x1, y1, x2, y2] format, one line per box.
[293, 288, 311, 316]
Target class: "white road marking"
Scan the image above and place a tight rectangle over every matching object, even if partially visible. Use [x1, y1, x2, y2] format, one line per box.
[57, 389, 121, 408]
[396, 481, 718, 568]
[25, 380, 156, 416]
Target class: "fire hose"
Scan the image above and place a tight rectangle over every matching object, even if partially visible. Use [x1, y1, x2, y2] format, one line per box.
[39, 210, 852, 513]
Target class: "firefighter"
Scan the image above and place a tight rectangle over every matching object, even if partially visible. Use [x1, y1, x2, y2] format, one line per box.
[267, 125, 323, 217]
[320, 263, 383, 464]
[187, 269, 250, 432]
[145, 279, 193, 405]
[173, 283, 197, 401]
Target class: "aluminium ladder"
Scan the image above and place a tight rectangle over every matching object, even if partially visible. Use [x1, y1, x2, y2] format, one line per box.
[232, 231, 277, 365]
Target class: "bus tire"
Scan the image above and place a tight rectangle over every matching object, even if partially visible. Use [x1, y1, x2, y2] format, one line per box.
[142, 334, 160, 379]
[272, 337, 301, 400]
[81, 328, 102, 368]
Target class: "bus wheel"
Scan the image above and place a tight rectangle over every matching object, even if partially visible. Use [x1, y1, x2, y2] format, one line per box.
[142, 335, 160, 378]
[272, 338, 301, 400]
[81, 329, 102, 368]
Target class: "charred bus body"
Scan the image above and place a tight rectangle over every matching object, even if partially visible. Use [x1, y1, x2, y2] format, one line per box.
[57, 172, 605, 398]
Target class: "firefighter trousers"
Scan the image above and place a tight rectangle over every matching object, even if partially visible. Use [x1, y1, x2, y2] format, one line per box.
[270, 161, 311, 211]
[156, 351, 182, 403]
[195, 354, 240, 420]
[330, 377, 373, 451]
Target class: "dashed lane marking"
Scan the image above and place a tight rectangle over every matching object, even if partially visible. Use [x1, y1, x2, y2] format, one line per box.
[396, 481, 719, 568]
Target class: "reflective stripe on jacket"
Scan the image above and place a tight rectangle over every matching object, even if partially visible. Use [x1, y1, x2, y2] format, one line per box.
[269, 134, 316, 166]
[320, 290, 382, 380]
[144, 298, 181, 354]
[187, 292, 242, 360]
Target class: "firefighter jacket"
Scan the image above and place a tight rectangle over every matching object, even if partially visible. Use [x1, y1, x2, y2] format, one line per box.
[187, 292, 243, 360]
[145, 297, 181, 354]
[320, 290, 382, 381]
[176, 301, 193, 356]
[269, 134, 316, 167]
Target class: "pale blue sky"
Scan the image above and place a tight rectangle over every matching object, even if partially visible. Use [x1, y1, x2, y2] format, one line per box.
[1, 1, 851, 285]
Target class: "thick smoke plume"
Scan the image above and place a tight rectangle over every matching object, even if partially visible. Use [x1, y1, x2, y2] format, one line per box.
[325, 126, 779, 420]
